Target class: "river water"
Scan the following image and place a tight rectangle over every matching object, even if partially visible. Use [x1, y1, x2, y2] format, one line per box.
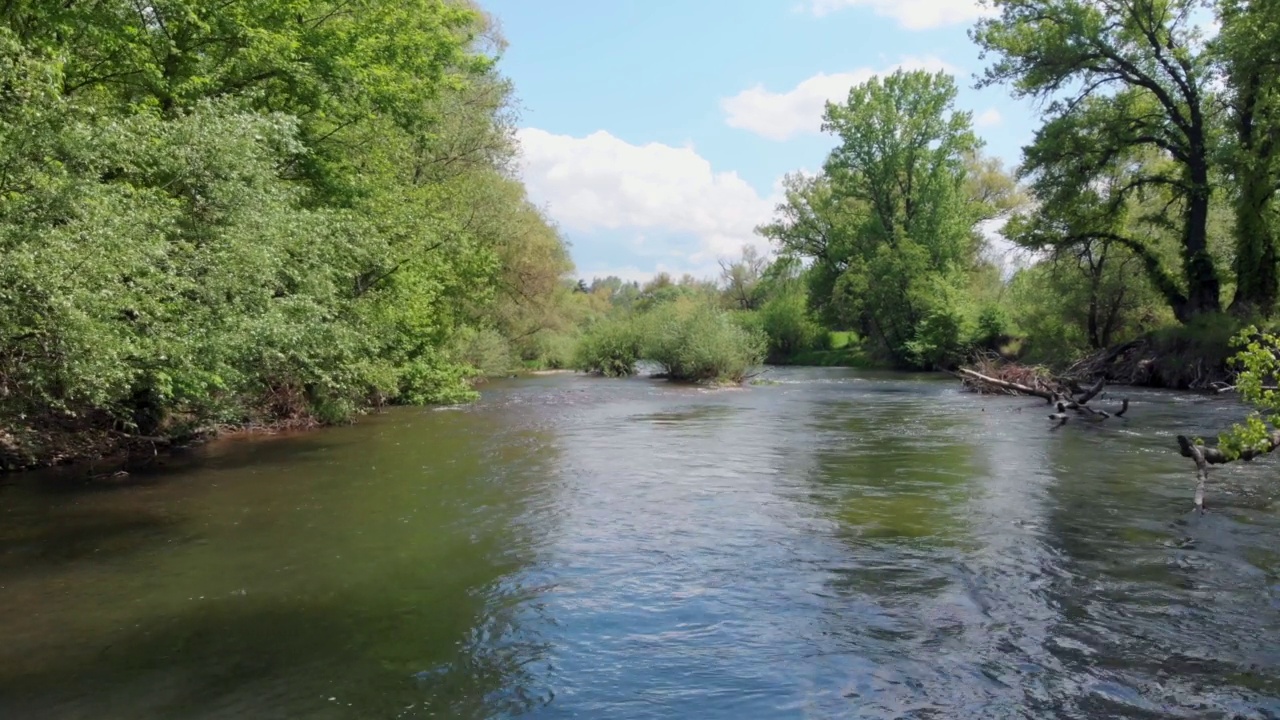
[1, 368, 1279, 719]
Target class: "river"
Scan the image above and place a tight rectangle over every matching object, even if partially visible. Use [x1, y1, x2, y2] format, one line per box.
[1, 368, 1278, 719]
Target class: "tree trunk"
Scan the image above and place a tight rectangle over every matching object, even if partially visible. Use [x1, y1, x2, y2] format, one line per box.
[1176, 166, 1222, 321]
[1230, 176, 1278, 317]
[1228, 72, 1279, 318]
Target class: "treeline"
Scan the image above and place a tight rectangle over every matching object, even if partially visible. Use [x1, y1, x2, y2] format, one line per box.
[749, 0, 1280, 375]
[0, 1, 581, 467]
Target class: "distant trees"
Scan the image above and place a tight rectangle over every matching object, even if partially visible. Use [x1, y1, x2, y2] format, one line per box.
[743, 0, 1280, 371]
[719, 246, 769, 310]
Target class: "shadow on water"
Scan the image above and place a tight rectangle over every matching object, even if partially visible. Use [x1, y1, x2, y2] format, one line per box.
[0, 506, 186, 572]
[0, 401, 570, 720]
[0, 576, 554, 720]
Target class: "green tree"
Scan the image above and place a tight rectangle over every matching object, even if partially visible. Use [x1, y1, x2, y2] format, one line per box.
[973, 0, 1223, 322]
[757, 173, 859, 327]
[0, 3, 580, 466]
[1217, 0, 1280, 316]
[777, 70, 988, 367]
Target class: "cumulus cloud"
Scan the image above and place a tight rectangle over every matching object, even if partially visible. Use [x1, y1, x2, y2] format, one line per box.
[721, 56, 957, 141]
[975, 107, 1003, 128]
[808, 0, 995, 30]
[515, 128, 779, 272]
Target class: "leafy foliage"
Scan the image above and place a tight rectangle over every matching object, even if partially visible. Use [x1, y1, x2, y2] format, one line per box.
[643, 300, 767, 383]
[574, 297, 766, 384]
[761, 70, 1003, 369]
[574, 317, 645, 378]
[0, 3, 576, 464]
[1218, 329, 1280, 459]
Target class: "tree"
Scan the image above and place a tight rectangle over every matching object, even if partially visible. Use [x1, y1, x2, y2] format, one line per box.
[719, 244, 769, 310]
[0, 2, 580, 467]
[756, 173, 859, 327]
[973, 0, 1223, 322]
[807, 70, 987, 366]
[1217, 0, 1280, 316]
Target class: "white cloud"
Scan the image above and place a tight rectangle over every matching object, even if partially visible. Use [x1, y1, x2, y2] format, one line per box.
[515, 128, 779, 272]
[975, 107, 1003, 128]
[721, 56, 957, 141]
[808, 0, 995, 30]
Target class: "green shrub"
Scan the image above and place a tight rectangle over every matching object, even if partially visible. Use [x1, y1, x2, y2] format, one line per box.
[529, 331, 579, 370]
[447, 327, 515, 378]
[643, 300, 767, 383]
[574, 317, 643, 377]
[759, 292, 824, 359]
[972, 305, 1010, 349]
[905, 306, 968, 369]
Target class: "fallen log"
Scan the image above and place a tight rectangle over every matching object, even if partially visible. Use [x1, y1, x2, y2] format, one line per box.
[1050, 398, 1129, 424]
[1075, 376, 1107, 404]
[1212, 383, 1280, 395]
[1183, 438, 1210, 513]
[957, 367, 1057, 403]
[957, 360, 1128, 427]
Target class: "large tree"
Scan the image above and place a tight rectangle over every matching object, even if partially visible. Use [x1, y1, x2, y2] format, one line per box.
[1217, 0, 1280, 316]
[973, 0, 1223, 321]
[762, 70, 999, 367]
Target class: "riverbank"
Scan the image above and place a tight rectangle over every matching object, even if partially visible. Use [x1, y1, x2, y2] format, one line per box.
[0, 324, 1244, 475]
[0, 368, 749, 475]
[0, 416, 323, 476]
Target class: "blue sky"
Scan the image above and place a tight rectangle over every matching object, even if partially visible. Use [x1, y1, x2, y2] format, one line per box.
[482, 0, 1040, 282]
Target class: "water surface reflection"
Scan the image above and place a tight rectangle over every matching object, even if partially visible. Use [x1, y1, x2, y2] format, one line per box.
[1, 369, 1278, 718]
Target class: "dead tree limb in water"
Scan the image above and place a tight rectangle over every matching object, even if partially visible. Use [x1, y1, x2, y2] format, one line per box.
[1175, 432, 1280, 513]
[1176, 431, 1280, 465]
[1074, 376, 1107, 404]
[1181, 438, 1210, 513]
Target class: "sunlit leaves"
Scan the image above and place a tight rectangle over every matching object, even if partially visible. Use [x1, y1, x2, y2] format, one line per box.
[761, 69, 995, 368]
[0, 2, 574, 447]
[1218, 328, 1280, 459]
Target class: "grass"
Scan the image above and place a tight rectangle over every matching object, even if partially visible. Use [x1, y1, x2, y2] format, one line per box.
[828, 331, 855, 350]
[779, 345, 876, 368]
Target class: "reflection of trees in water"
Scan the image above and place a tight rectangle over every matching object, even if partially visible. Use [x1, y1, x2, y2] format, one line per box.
[0, 578, 553, 720]
[0, 406, 570, 720]
[802, 397, 978, 552]
[788, 391, 1097, 714]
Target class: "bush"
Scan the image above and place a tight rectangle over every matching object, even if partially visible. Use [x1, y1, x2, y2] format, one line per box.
[574, 317, 643, 377]
[446, 327, 515, 378]
[759, 292, 824, 360]
[972, 305, 1010, 349]
[905, 306, 968, 369]
[643, 300, 767, 383]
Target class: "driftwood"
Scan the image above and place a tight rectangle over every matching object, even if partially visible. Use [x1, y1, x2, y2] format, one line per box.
[1211, 382, 1280, 394]
[956, 367, 1057, 402]
[956, 361, 1129, 427]
[1180, 437, 1210, 513]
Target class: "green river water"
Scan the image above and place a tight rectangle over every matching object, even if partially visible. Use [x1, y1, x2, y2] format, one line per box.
[1, 368, 1279, 719]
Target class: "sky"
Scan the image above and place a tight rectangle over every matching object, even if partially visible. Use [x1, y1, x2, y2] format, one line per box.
[481, 0, 1043, 283]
